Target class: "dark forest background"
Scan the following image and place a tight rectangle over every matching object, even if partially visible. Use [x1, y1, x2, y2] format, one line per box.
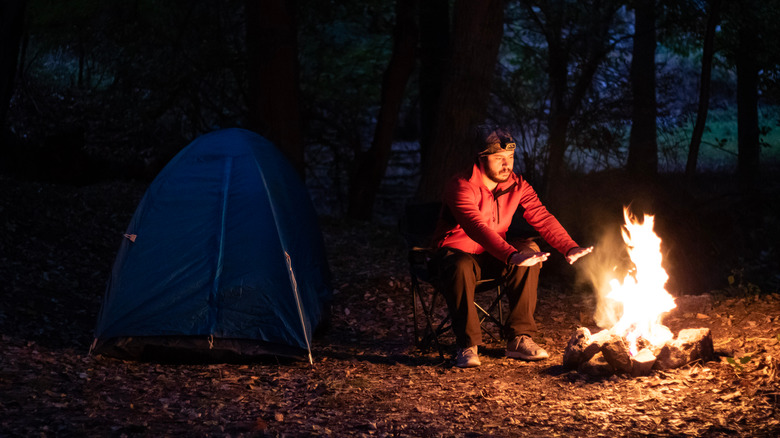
[1, 0, 779, 297]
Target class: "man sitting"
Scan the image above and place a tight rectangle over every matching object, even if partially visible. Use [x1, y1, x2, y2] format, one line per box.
[430, 125, 592, 368]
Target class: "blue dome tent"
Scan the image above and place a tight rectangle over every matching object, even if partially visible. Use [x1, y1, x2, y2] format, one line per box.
[92, 128, 331, 363]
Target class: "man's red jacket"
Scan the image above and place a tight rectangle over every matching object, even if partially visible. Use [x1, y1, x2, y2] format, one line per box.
[432, 164, 579, 263]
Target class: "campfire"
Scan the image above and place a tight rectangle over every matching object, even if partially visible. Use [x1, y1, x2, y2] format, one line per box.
[564, 207, 714, 376]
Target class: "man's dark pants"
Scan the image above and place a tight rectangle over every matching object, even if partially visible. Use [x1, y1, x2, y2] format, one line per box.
[434, 243, 541, 348]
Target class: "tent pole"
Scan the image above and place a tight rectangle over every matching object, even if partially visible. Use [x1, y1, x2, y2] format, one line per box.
[285, 251, 314, 364]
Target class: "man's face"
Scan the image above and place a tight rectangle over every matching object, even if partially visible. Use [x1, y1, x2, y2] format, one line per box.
[481, 150, 514, 184]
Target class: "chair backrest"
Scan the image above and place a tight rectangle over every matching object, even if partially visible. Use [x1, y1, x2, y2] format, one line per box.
[399, 202, 444, 284]
[399, 201, 443, 249]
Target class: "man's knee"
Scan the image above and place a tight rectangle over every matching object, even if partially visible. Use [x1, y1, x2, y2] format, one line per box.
[435, 249, 479, 283]
[438, 249, 478, 277]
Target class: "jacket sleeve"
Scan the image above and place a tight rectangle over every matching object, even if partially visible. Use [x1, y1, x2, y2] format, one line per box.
[444, 178, 518, 262]
[518, 180, 579, 255]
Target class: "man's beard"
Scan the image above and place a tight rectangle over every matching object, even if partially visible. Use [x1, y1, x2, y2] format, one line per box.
[485, 167, 511, 184]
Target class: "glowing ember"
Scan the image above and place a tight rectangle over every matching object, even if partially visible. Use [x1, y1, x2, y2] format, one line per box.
[603, 207, 676, 355]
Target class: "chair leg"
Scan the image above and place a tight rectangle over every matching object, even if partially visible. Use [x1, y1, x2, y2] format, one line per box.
[411, 278, 442, 357]
[497, 286, 503, 326]
[475, 301, 506, 342]
[426, 291, 450, 358]
[412, 277, 435, 348]
[412, 279, 508, 357]
[477, 285, 506, 341]
[412, 278, 421, 345]
[411, 279, 449, 359]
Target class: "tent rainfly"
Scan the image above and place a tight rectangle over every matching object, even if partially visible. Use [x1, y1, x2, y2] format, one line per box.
[91, 128, 331, 363]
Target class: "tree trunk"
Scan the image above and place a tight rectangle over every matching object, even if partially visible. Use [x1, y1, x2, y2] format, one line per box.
[346, 0, 418, 221]
[686, 0, 721, 180]
[544, 34, 570, 198]
[418, 0, 449, 172]
[245, 0, 304, 178]
[544, 111, 569, 196]
[528, 1, 619, 204]
[736, 19, 760, 191]
[627, 0, 657, 180]
[415, 0, 505, 202]
[1, 0, 27, 146]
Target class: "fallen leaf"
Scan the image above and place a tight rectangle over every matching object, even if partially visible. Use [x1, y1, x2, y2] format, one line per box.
[720, 391, 742, 401]
[252, 418, 268, 431]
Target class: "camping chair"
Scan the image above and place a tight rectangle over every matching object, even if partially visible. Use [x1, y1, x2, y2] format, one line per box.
[400, 202, 508, 358]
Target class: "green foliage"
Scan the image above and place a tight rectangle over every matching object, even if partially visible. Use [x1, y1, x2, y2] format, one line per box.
[727, 268, 763, 297]
[296, 0, 399, 205]
[654, 105, 780, 172]
[656, 0, 711, 56]
[495, 19, 551, 179]
[496, 2, 634, 177]
[10, 0, 780, 188]
[16, 0, 247, 164]
[717, 0, 780, 67]
[726, 355, 753, 374]
[298, 0, 395, 142]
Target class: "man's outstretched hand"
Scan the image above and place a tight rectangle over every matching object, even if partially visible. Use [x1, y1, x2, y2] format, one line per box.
[509, 251, 550, 267]
[566, 246, 594, 265]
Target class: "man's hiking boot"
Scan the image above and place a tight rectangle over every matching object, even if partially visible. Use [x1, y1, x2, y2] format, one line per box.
[506, 335, 549, 361]
[454, 345, 481, 368]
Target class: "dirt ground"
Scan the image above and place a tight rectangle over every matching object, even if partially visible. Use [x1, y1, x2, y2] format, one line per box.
[1, 174, 779, 437]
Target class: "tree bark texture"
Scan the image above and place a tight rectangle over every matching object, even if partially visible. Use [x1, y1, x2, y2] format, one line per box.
[245, 0, 304, 178]
[627, 0, 657, 181]
[415, 0, 505, 202]
[418, 0, 450, 172]
[685, 0, 721, 180]
[1, 0, 27, 145]
[736, 19, 760, 191]
[347, 0, 418, 220]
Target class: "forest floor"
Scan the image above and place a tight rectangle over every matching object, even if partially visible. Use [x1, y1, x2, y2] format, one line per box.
[1, 174, 779, 437]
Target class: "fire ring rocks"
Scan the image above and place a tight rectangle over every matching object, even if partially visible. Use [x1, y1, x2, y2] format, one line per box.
[562, 326, 715, 377]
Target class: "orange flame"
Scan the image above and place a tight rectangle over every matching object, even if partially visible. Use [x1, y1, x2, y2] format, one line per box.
[603, 207, 676, 355]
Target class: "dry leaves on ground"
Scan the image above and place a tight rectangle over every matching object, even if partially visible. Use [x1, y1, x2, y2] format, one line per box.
[1, 176, 779, 436]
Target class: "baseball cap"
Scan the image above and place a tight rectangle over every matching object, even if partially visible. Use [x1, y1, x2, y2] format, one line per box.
[473, 125, 516, 156]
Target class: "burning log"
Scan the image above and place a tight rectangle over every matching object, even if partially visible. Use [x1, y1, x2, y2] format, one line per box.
[566, 207, 718, 378]
[578, 352, 614, 377]
[563, 327, 715, 377]
[602, 334, 632, 374]
[630, 348, 657, 377]
[562, 328, 611, 370]
[655, 328, 715, 370]
[562, 328, 590, 369]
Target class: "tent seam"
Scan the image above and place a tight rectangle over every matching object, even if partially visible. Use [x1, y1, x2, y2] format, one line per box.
[209, 156, 233, 338]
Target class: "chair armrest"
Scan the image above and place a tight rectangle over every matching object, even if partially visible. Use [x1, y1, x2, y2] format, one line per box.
[409, 246, 436, 283]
